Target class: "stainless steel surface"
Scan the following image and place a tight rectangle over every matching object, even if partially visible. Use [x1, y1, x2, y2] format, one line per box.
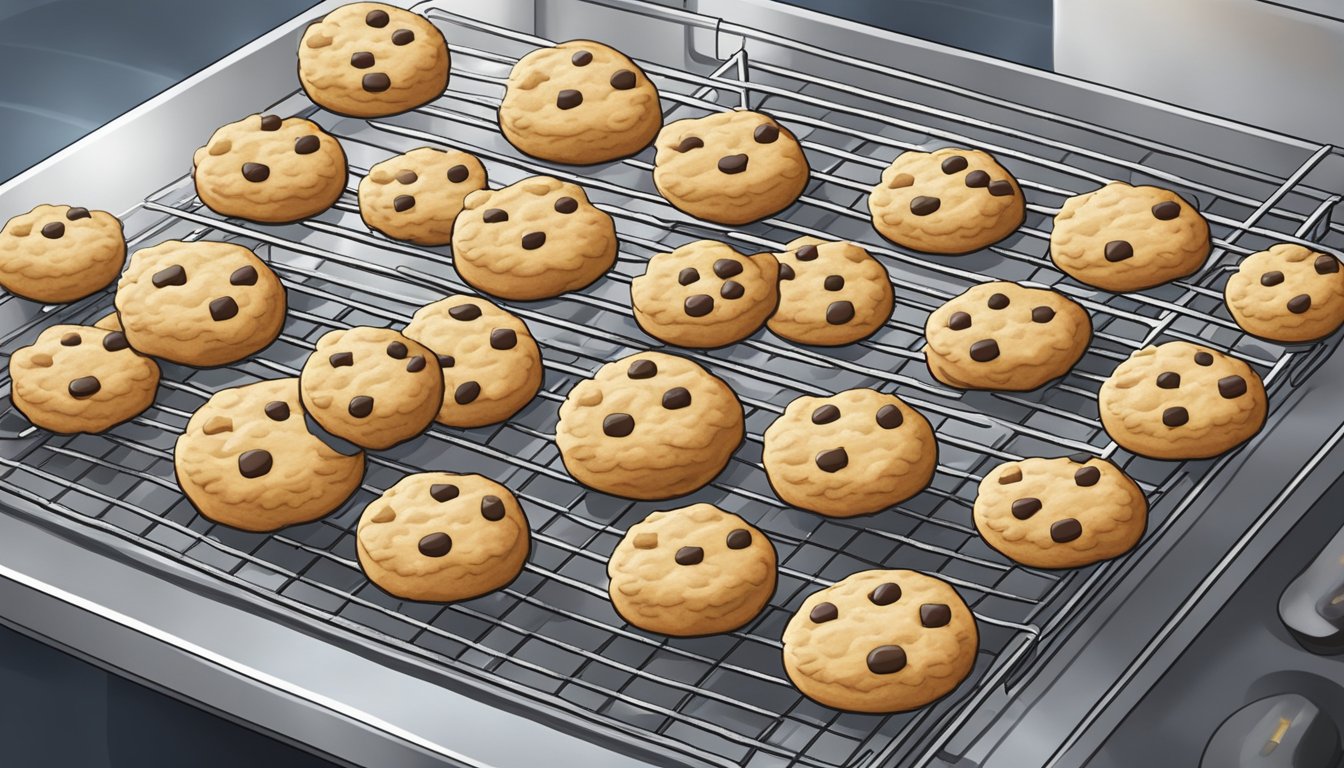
[1, 1, 1343, 766]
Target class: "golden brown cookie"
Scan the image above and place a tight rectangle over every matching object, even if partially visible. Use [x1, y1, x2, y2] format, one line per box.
[630, 239, 779, 349]
[9, 325, 159, 434]
[0, 205, 125, 304]
[1225, 244, 1344, 343]
[769, 237, 894, 346]
[358, 147, 487, 245]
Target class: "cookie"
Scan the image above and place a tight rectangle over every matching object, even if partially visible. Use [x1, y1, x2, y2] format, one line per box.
[451, 176, 617, 301]
[1098, 341, 1267, 460]
[769, 237, 894, 346]
[1225, 244, 1344, 343]
[175, 378, 366, 532]
[867, 148, 1025, 256]
[630, 240, 779, 349]
[114, 240, 287, 367]
[782, 569, 979, 713]
[299, 326, 443, 450]
[8, 325, 159, 434]
[192, 113, 348, 224]
[762, 389, 936, 517]
[357, 147, 486, 246]
[973, 456, 1147, 569]
[607, 504, 776, 637]
[556, 352, 744, 500]
[0, 205, 126, 304]
[499, 40, 661, 165]
[402, 295, 542, 427]
[924, 281, 1091, 391]
[298, 2, 450, 118]
[653, 109, 810, 225]
[1050, 182, 1211, 292]
[357, 472, 529, 602]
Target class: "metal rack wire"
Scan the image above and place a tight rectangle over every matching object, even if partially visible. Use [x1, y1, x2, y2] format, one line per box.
[1, 3, 1342, 767]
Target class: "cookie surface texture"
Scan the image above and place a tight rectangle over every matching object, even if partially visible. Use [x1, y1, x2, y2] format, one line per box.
[630, 239, 779, 348]
[0, 204, 125, 303]
[9, 325, 159, 434]
[769, 236, 894, 346]
[358, 147, 487, 245]
[1225, 243, 1344, 343]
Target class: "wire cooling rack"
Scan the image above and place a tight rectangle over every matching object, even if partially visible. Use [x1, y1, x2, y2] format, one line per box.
[2, 3, 1343, 767]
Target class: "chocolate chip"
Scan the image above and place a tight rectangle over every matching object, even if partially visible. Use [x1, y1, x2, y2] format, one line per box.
[329, 352, 353, 367]
[238, 449, 272, 478]
[449, 303, 482, 321]
[809, 602, 838, 623]
[824, 275, 844, 291]
[430, 484, 459, 502]
[718, 154, 749, 174]
[1316, 255, 1340, 274]
[230, 265, 258, 286]
[779, 264, 795, 280]
[713, 259, 743, 279]
[209, 296, 239, 321]
[753, 124, 779, 143]
[365, 9, 389, 26]
[259, 114, 282, 131]
[483, 208, 508, 223]
[811, 404, 841, 424]
[102, 332, 129, 352]
[988, 180, 1015, 197]
[65, 207, 90, 221]
[68, 376, 100, 399]
[557, 89, 583, 109]
[675, 137, 703, 152]
[970, 339, 1000, 362]
[60, 333, 80, 346]
[1219, 375, 1247, 399]
[362, 73, 391, 92]
[391, 28, 414, 45]
[152, 265, 186, 288]
[1162, 406, 1189, 427]
[1075, 466, 1101, 487]
[351, 51, 374, 68]
[876, 404, 903, 429]
[522, 232, 546, 250]
[867, 645, 907, 674]
[437, 354, 455, 368]
[948, 311, 972, 330]
[726, 529, 752, 549]
[554, 196, 578, 214]
[826, 301, 855, 325]
[1012, 498, 1041, 519]
[1288, 294, 1312, 314]
[571, 50, 592, 66]
[242, 162, 270, 182]
[455, 381, 480, 405]
[678, 268, 699, 286]
[610, 69, 636, 90]
[965, 170, 990, 188]
[627, 359, 657, 379]
[1032, 306, 1056, 323]
[348, 396, 374, 418]
[675, 546, 704, 566]
[40, 221, 65, 239]
[440, 165, 470, 185]
[405, 356, 426, 373]
[869, 582, 901, 605]
[720, 281, 745, 300]
[386, 341, 408, 359]
[265, 401, 290, 421]
[910, 196, 941, 216]
[920, 603, 952, 628]
[1260, 271, 1284, 286]
[491, 328, 518, 350]
[480, 495, 506, 521]
[294, 135, 320, 155]
[815, 447, 848, 472]
[418, 533, 452, 557]
[941, 156, 968, 174]
[1151, 201, 1181, 220]
[388, 170, 416, 186]
[1104, 240, 1133, 262]
[1157, 371, 1180, 389]
[662, 387, 692, 409]
[1194, 352, 1214, 366]
[684, 294, 713, 317]
[1051, 518, 1083, 543]
[603, 413, 635, 437]
[393, 195, 415, 212]
[987, 292, 1010, 310]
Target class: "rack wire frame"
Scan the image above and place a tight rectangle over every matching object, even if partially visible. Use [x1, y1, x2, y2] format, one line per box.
[2, 4, 1343, 767]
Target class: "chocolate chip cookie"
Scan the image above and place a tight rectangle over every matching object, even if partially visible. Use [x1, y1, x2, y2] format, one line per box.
[193, 113, 348, 223]
[402, 295, 543, 427]
[357, 472, 530, 602]
[974, 456, 1147, 569]
[556, 352, 744, 500]
[358, 147, 487, 245]
[653, 109, 810, 225]
[0, 204, 125, 304]
[608, 504, 776, 637]
[1225, 244, 1344, 343]
[1098, 341, 1267, 460]
[9, 325, 159, 434]
[299, 326, 443, 450]
[114, 240, 287, 367]
[499, 40, 662, 165]
[867, 148, 1025, 255]
[451, 175, 617, 300]
[175, 378, 366, 532]
[630, 239, 779, 348]
[924, 281, 1092, 391]
[762, 388, 936, 517]
[769, 236, 894, 346]
[1051, 182, 1211, 292]
[299, 2, 450, 118]
[782, 569, 979, 713]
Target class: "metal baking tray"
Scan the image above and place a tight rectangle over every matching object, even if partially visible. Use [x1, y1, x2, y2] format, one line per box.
[2, 1, 1344, 766]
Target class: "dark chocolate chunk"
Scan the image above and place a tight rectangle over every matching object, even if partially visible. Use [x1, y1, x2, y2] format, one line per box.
[867, 645, 907, 675]
[720, 280, 745, 300]
[1051, 518, 1083, 543]
[941, 155, 968, 174]
[554, 196, 578, 214]
[1104, 240, 1133, 262]
[678, 268, 699, 286]
[405, 356, 426, 373]
[1032, 306, 1056, 323]
[778, 264, 795, 280]
[362, 73, 391, 92]
[718, 154, 749, 174]
[455, 381, 480, 405]
[826, 301, 855, 325]
[948, 311, 972, 330]
[1075, 466, 1101, 487]
[449, 303, 482, 321]
[1260, 271, 1284, 286]
[876, 404, 903, 429]
[437, 354, 455, 368]
[811, 404, 841, 424]
[556, 89, 583, 109]
[675, 546, 704, 566]
[446, 164, 469, 183]
[713, 259, 743, 278]
[627, 359, 657, 379]
[1151, 201, 1181, 220]
[65, 207, 91, 220]
[675, 136, 703, 152]
[1288, 294, 1312, 314]
[869, 582, 901, 605]
[259, 114, 282, 131]
[329, 351, 354, 367]
[603, 413, 635, 437]
[391, 28, 414, 45]
[815, 447, 848, 472]
[909, 195, 941, 216]
[386, 341, 408, 359]
[1156, 371, 1180, 389]
[102, 332, 129, 352]
[684, 294, 714, 317]
[242, 162, 270, 182]
[294, 135, 321, 155]
[365, 9, 389, 26]
[809, 602, 838, 623]
[393, 195, 415, 212]
[1162, 406, 1189, 427]
[238, 449, 272, 478]
[418, 532, 452, 557]
[521, 231, 546, 250]
[1194, 352, 1214, 366]
[430, 484, 459, 502]
[571, 50, 592, 66]
[970, 339, 1000, 362]
[1218, 375, 1247, 399]
[68, 376, 100, 398]
[145, 265, 186, 289]
[230, 265, 258, 286]
[351, 51, 375, 69]
[481, 495, 506, 521]
[482, 208, 508, 223]
[965, 170, 990, 188]
[1011, 497, 1041, 519]
[1316, 255, 1340, 274]
[726, 529, 752, 549]
[753, 124, 779, 143]
[988, 180, 1015, 196]
[265, 401, 290, 421]
[920, 603, 952, 628]
[610, 69, 636, 90]
[348, 395, 374, 418]
[824, 275, 844, 291]
[662, 387, 692, 410]
[491, 328, 518, 350]
[987, 292, 1010, 310]
[796, 245, 819, 261]
[60, 333, 81, 346]
[209, 296, 239, 321]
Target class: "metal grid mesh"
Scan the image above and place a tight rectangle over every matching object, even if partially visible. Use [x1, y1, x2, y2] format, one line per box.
[2, 4, 1343, 767]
